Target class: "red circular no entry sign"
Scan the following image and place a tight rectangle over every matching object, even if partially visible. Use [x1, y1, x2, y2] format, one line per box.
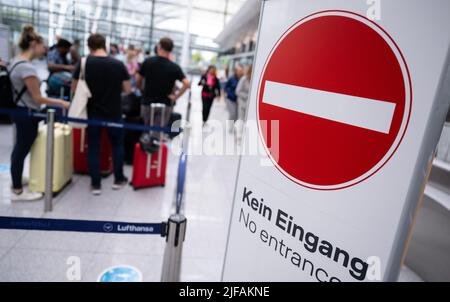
[257, 10, 412, 190]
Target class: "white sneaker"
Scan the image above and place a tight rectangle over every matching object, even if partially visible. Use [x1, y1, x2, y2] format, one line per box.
[112, 178, 128, 191]
[10, 189, 43, 202]
[91, 187, 102, 196]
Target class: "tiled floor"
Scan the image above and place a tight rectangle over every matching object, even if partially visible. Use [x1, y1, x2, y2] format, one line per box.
[0, 82, 239, 282]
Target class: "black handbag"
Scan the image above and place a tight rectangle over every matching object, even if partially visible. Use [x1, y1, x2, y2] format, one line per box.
[139, 133, 161, 154]
[167, 112, 182, 139]
[121, 92, 141, 117]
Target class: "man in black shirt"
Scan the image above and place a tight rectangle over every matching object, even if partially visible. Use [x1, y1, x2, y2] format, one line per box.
[137, 37, 190, 131]
[72, 34, 132, 195]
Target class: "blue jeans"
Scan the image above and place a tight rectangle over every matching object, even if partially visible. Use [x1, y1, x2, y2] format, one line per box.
[87, 124, 126, 188]
[10, 108, 40, 190]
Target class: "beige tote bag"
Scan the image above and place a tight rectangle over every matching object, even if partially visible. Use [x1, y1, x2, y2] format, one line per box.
[68, 57, 91, 128]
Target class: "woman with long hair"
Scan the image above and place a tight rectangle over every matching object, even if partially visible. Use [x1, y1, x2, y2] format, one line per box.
[9, 25, 69, 201]
[198, 65, 221, 126]
[126, 45, 139, 88]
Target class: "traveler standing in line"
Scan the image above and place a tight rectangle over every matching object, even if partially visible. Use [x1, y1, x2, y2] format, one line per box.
[126, 45, 139, 88]
[47, 38, 74, 73]
[136, 37, 190, 135]
[198, 65, 221, 126]
[70, 39, 81, 66]
[144, 50, 151, 60]
[136, 48, 145, 65]
[47, 38, 74, 97]
[72, 33, 132, 195]
[224, 65, 243, 131]
[9, 25, 70, 201]
[109, 44, 121, 61]
[236, 65, 253, 140]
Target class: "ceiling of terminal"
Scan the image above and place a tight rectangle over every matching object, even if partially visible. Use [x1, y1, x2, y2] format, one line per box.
[0, 0, 246, 52]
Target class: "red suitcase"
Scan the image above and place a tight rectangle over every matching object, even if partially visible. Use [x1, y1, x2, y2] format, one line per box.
[73, 127, 113, 175]
[131, 104, 169, 189]
[131, 142, 167, 189]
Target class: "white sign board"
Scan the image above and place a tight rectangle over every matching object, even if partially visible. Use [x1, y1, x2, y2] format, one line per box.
[223, 0, 450, 282]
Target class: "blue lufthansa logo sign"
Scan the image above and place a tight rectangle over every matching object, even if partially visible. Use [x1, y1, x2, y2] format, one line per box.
[98, 266, 142, 282]
[103, 223, 113, 232]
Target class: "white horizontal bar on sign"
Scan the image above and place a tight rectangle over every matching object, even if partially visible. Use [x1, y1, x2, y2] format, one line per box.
[262, 81, 397, 134]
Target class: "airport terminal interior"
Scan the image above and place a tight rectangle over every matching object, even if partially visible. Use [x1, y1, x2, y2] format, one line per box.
[0, 0, 449, 282]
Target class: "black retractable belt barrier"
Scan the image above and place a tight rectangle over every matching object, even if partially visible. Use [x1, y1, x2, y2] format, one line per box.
[0, 216, 166, 236]
[0, 107, 182, 135]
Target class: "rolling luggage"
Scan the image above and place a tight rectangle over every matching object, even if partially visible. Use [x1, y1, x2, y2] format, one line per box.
[131, 104, 168, 189]
[73, 127, 113, 175]
[130, 142, 168, 189]
[29, 123, 73, 193]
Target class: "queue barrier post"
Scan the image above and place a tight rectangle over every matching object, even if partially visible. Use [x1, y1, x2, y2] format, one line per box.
[44, 109, 55, 212]
[1, 106, 191, 278]
[161, 214, 187, 282]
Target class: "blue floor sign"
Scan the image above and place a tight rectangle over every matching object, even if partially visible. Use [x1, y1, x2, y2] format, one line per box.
[0, 164, 10, 174]
[98, 266, 143, 282]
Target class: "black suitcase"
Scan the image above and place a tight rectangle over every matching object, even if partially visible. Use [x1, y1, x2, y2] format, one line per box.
[124, 116, 142, 165]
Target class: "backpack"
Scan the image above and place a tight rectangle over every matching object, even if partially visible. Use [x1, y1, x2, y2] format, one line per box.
[0, 62, 27, 123]
[0, 62, 27, 109]
[121, 92, 141, 118]
[47, 71, 72, 98]
[167, 112, 182, 139]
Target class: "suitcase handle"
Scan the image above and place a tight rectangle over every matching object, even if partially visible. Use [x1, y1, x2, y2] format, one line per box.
[80, 128, 86, 153]
[149, 103, 167, 134]
[150, 103, 166, 178]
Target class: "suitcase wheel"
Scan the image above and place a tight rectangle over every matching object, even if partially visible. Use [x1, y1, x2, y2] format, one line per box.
[130, 182, 138, 191]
